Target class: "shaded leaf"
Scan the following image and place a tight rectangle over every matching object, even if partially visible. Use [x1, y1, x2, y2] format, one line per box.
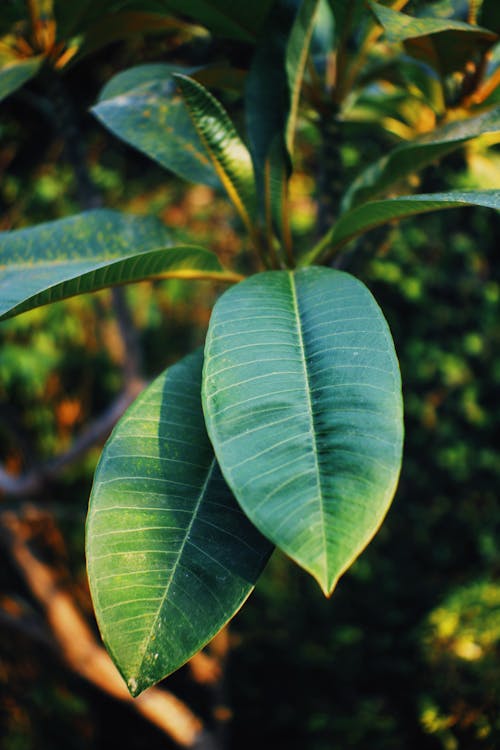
[154, 0, 275, 41]
[342, 106, 500, 210]
[327, 0, 366, 41]
[245, 1, 295, 188]
[93, 73, 220, 188]
[87, 349, 272, 695]
[173, 74, 257, 232]
[303, 190, 500, 264]
[245, 0, 318, 198]
[264, 135, 293, 263]
[285, 0, 320, 155]
[0, 57, 44, 101]
[203, 267, 403, 595]
[72, 12, 201, 63]
[0, 210, 238, 321]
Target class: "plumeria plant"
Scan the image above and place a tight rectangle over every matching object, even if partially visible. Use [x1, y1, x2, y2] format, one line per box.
[1, 0, 499, 698]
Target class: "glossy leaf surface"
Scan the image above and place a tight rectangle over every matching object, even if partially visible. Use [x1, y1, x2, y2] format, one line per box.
[342, 107, 500, 210]
[173, 74, 257, 230]
[93, 75, 220, 187]
[370, 2, 498, 75]
[0, 210, 236, 321]
[0, 58, 43, 101]
[304, 190, 500, 264]
[370, 2, 496, 43]
[87, 350, 272, 695]
[203, 267, 403, 595]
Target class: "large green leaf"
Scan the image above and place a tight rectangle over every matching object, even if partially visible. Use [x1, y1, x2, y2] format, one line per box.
[98, 63, 194, 102]
[328, 0, 366, 41]
[54, 0, 274, 41]
[93, 73, 220, 188]
[245, 0, 318, 196]
[342, 107, 500, 210]
[73, 12, 201, 62]
[245, 1, 295, 186]
[316, 190, 500, 262]
[370, 1, 496, 43]
[369, 2, 498, 76]
[0, 210, 238, 321]
[0, 57, 44, 102]
[203, 267, 403, 595]
[157, 0, 275, 40]
[303, 190, 500, 264]
[173, 74, 258, 233]
[285, 0, 320, 155]
[86, 349, 272, 695]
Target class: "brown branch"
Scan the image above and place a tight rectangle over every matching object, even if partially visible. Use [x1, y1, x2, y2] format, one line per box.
[0, 379, 144, 498]
[0, 511, 215, 748]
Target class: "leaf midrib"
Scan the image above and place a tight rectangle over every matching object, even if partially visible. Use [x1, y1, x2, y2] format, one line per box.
[288, 271, 328, 586]
[133, 455, 217, 679]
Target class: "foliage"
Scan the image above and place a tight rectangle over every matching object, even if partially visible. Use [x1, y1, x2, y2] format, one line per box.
[0, 0, 499, 742]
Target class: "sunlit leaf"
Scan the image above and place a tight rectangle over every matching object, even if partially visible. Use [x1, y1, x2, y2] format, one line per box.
[370, 2, 496, 43]
[93, 73, 220, 188]
[203, 267, 403, 595]
[0, 210, 239, 321]
[342, 106, 500, 210]
[173, 74, 257, 232]
[369, 1, 498, 76]
[87, 349, 272, 695]
[303, 190, 500, 264]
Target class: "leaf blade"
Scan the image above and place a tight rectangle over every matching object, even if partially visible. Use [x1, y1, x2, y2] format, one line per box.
[0, 57, 44, 102]
[303, 190, 500, 264]
[203, 267, 403, 595]
[285, 0, 320, 155]
[0, 210, 238, 321]
[86, 349, 272, 695]
[173, 74, 258, 232]
[342, 107, 500, 211]
[93, 74, 220, 187]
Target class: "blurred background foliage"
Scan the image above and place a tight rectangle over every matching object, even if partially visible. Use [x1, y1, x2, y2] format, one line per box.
[1, 1, 499, 748]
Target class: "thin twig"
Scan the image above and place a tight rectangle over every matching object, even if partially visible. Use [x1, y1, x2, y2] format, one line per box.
[0, 511, 217, 748]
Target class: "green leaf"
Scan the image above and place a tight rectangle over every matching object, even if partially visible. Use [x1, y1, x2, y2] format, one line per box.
[0, 210, 239, 321]
[245, 0, 318, 204]
[369, 2, 498, 76]
[303, 190, 500, 264]
[0, 57, 44, 102]
[86, 349, 272, 695]
[153, 0, 275, 41]
[285, 0, 320, 155]
[264, 135, 293, 261]
[342, 106, 500, 210]
[328, 0, 366, 41]
[369, 1, 496, 43]
[173, 74, 258, 233]
[246, 0, 319, 175]
[93, 73, 220, 188]
[73, 12, 201, 62]
[98, 64, 196, 102]
[203, 267, 403, 595]
[245, 3, 294, 187]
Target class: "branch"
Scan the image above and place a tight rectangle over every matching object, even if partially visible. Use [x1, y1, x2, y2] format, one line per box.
[0, 379, 144, 498]
[0, 510, 218, 748]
